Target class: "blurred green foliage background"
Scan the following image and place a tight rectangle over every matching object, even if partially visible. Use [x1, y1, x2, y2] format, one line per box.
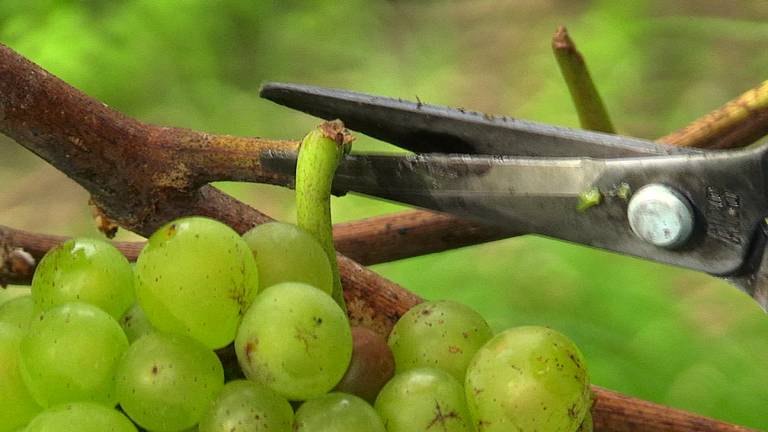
[1, 0, 767, 429]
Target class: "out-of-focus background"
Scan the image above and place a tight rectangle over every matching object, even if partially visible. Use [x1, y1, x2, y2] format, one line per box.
[1, 0, 767, 428]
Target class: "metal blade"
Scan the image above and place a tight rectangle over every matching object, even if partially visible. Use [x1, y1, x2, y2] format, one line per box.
[723, 222, 768, 312]
[260, 82, 699, 158]
[260, 148, 768, 280]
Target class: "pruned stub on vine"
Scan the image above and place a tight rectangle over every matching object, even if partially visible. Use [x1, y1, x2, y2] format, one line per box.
[0, 243, 35, 287]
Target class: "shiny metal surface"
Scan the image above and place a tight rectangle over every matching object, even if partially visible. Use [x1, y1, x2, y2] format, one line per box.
[627, 184, 695, 248]
[261, 147, 768, 278]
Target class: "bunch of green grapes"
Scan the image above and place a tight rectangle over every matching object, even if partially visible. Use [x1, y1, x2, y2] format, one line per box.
[0, 216, 371, 431]
[378, 300, 592, 432]
[1, 214, 591, 432]
[357, 299, 594, 432]
[0, 238, 142, 431]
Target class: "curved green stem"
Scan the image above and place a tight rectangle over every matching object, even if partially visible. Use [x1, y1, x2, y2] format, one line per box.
[296, 120, 351, 312]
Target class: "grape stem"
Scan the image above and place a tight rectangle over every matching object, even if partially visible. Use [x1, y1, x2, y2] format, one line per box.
[296, 120, 353, 311]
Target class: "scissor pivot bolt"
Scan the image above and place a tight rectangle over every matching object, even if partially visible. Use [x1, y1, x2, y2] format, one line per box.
[627, 184, 694, 249]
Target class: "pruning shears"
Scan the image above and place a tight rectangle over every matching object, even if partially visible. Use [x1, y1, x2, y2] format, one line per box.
[258, 82, 768, 312]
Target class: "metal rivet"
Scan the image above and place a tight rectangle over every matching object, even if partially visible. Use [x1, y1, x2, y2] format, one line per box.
[627, 184, 694, 249]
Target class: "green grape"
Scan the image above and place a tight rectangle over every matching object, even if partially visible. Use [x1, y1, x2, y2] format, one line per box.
[119, 303, 154, 343]
[374, 368, 473, 432]
[388, 300, 493, 381]
[25, 402, 137, 432]
[31, 237, 135, 320]
[19, 302, 128, 407]
[0, 323, 41, 431]
[234, 282, 352, 400]
[294, 392, 385, 432]
[465, 326, 590, 432]
[334, 326, 394, 404]
[0, 295, 35, 331]
[135, 217, 259, 349]
[199, 380, 293, 432]
[115, 332, 224, 432]
[242, 222, 333, 295]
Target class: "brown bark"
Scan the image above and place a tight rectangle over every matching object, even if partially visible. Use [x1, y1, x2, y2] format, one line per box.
[0, 211, 510, 285]
[334, 210, 513, 265]
[592, 387, 756, 432]
[658, 80, 768, 149]
[0, 43, 764, 431]
[0, 224, 142, 285]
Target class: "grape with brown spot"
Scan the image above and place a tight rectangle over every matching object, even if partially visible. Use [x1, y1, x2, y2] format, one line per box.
[465, 326, 590, 432]
[294, 392, 385, 432]
[374, 367, 474, 432]
[115, 332, 224, 431]
[134, 217, 259, 349]
[198, 380, 293, 432]
[388, 300, 492, 381]
[234, 282, 352, 401]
